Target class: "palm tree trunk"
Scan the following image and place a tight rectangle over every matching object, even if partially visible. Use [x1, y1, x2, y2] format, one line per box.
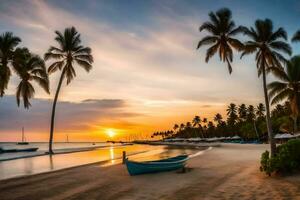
[253, 120, 259, 140]
[49, 69, 66, 154]
[262, 65, 276, 157]
[293, 116, 297, 133]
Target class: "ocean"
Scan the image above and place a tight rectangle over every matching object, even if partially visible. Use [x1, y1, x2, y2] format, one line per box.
[0, 142, 201, 180]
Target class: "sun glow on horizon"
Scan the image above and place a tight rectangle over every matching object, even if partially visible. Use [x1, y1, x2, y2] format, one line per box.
[106, 129, 116, 138]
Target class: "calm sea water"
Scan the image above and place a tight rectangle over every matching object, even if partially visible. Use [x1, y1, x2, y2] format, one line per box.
[0, 143, 201, 180]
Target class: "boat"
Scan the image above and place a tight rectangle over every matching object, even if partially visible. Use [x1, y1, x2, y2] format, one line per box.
[125, 155, 189, 176]
[0, 147, 39, 153]
[17, 127, 29, 145]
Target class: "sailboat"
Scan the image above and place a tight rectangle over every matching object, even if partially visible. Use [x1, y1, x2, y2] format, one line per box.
[17, 127, 29, 145]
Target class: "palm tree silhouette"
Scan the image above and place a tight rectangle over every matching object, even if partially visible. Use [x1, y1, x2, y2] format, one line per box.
[0, 32, 21, 96]
[197, 8, 244, 74]
[292, 30, 300, 42]
[268, 56, 300, 132]
[192, 116, 201, 127]
[45, 27, 93, 154]
[238, 104, 247, 121]
[226, 103, 238, 125]
[13, 48, 49, 108]
[256, 103, 265, 119]
[241, 19, 292, 156]
[214, 113, 223, 125]
[173, 124, 179, 133]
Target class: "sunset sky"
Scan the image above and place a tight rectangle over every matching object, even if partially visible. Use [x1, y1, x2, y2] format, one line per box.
[1, 0, 300, 142]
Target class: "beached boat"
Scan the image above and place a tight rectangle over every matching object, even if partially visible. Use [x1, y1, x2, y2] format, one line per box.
[0, 147, 39, 153]
[125, 155, 189, 175]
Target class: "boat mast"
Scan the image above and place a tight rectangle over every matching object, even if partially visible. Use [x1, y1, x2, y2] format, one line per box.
[22, 127, 25, 142]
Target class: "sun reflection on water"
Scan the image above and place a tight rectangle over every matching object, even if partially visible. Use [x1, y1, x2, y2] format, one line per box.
[109, 146, 115, 164]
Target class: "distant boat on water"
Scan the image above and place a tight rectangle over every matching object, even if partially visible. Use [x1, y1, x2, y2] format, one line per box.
[17, 127, 29, 145]
[125, 155, 189, 176]
[0, 147, 38, 153]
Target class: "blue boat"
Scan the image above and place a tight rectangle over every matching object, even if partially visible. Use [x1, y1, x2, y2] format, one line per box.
[125, 155, 189, 176]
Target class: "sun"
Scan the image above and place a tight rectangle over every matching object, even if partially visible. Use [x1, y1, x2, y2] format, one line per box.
[106, 129, 116, 138]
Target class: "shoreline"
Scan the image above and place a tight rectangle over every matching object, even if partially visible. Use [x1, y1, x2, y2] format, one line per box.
[0, 143, 130, 162]
[2, 144, 300, 199]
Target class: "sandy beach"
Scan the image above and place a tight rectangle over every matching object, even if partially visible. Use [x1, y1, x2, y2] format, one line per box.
[1, 143, 300, 200]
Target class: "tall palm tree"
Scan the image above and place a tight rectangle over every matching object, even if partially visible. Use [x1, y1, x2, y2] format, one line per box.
[179, 123, 185, 131]
[226, 103, 238, 125]
[192, 115, 203, 137]
[45, 27, 93, 154]
[256, 103, 266, 119]
[202, 118, 208, 124]
[214, 113, 223, 125]
[13, 48, 49, 108]
[268, 56, 300, 132]
[246, 105, 256, 121]
[238, 104, 247, 121]
[192, 115, 201, 127]
[247, 105, 259, 138]
[0, 32, 21, 96]
[197, 8, 244, 74]
[173, 124, 179, 133]
[241, 19, 292, 156]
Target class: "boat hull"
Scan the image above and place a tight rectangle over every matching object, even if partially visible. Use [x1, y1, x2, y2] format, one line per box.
[0, 147, 39, 153]
[125, 155, 188, 176]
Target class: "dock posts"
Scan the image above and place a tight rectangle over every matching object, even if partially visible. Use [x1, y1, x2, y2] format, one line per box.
[122, 151, 126, 164]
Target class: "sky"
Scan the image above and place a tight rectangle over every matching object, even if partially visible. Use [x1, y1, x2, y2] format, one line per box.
[1, 0, 300, 142]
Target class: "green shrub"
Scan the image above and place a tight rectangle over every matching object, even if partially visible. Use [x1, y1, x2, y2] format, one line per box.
[260, 139, 300, 176]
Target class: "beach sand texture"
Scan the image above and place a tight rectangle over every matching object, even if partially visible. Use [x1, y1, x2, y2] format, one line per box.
[1, 143, 300, 200]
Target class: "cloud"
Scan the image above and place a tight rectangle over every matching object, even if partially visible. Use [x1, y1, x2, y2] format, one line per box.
[0, 95, 140, 134]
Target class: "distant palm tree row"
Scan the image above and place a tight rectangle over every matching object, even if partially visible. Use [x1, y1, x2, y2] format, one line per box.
[0, 27, 93, 154]
[197, 8, 300, 157]
[152, 102, 295, 141]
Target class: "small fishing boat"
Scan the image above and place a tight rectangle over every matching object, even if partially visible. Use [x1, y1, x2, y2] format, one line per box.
[125, 155, 189, 176]
[0, 147, 39, 153]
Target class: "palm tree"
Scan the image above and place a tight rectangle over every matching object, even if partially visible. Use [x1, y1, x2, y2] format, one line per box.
[241, 19, 292, 156]
[185, 122, 192, 129]
[0, 32, 21, 96]
[238, 104, 247, 121]
[45, 27, 93, 154]
[197, 8, 244, 74]
[226, 103, 238, 125]
[214, 113, 223, 125]
[292, 30, 300, 42]
[173, 124, 179, 133]
[179, 123, 185, 131]
[256, 103, 266, 119]
[13, 48, 49, 108]
[192, 116, 201, 127]
[247, 105, 259, 139]
[268, 56, 300, 133]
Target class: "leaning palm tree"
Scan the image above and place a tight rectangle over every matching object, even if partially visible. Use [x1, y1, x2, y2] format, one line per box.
[197, 8, 244, 74]
[0, 32, 21, 96]
[45, 27, 93, 154]
[241, 19, 292, 157]
[13, 48, 49, 108]
[268, 56, 300, 133]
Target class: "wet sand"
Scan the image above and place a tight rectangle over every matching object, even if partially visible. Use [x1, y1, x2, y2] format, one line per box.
[1, 143, 300, 200]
